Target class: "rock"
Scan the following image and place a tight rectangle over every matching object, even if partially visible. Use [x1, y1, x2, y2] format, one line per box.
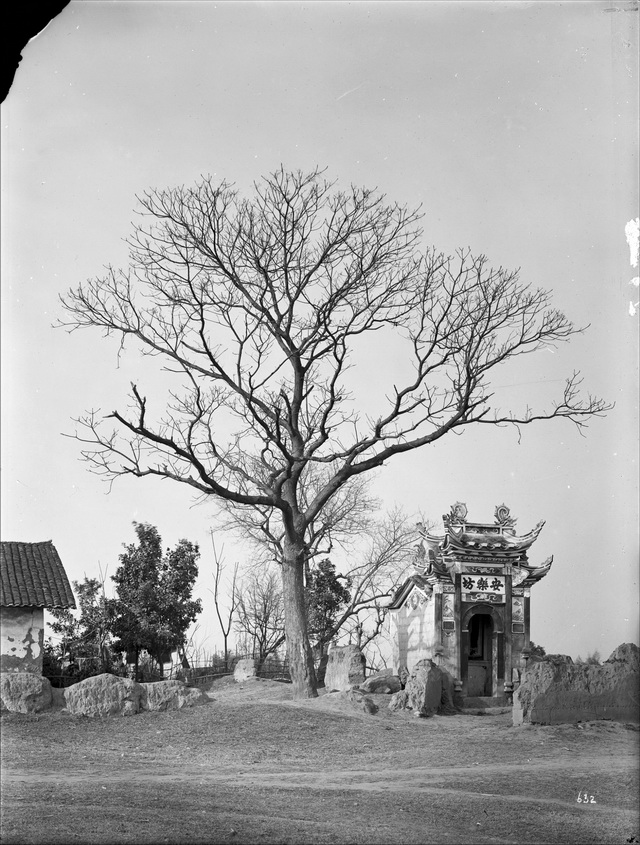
[388, 689, 409, 712]
[324, 688, 378, 715]
[405, 659, 444, 717]
[606, 642, 639, 670]
[514, 643, 640, 726]
[541, 654, 574, 665]
[387, 663, 460, 716]
[439, 669, 460, 715]
[398, 665, 410, 689]
[324, 645, 366, 691]
[360, 673, 402, 694]
[234, 658, 257, 682]
[0, 673, 52, 714]
[344, 689, 378, 714]
[141, 680, 210, 711]
[64, 673, 143, 717]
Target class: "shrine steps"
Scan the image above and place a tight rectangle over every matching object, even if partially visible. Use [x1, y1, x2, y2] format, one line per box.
[461, 695, 512, 715]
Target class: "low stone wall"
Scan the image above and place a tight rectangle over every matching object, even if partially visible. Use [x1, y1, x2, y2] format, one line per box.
[1, 672, 210, 716]
[513, 643, 639, 726]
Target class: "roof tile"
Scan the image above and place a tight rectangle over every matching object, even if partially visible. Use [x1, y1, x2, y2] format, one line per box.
[0, 541, 76, 609]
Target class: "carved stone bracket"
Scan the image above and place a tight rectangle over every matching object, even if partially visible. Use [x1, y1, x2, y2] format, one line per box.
[443, 501, 468, 527]
[494, 504, 517, 530]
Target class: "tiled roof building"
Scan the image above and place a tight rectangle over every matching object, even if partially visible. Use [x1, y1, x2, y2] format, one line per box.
[1, 541, 76, 608]
[1, 540, 76, 674]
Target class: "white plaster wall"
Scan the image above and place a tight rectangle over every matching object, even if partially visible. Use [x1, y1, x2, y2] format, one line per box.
[0, 606, 45, 673]
[390, 592, 437, 673]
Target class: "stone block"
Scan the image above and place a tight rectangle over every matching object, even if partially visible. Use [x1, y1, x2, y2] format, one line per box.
[360, 673, 402, 694]
[388, 689, 409, 712]
[323, 688, 378, 715]
[233, 658, 257, 682]
[405, 659, 443, 717]
[64, 673, 143, 717]
[606, 642, 639, 670]
[387, 663, 460, 716]
[439, 669, 460, 715]
[0, 672, 52, 714]
[324, 645, 366, 691]
[140, 680, 210, 711]
[514, 643, 639, 726]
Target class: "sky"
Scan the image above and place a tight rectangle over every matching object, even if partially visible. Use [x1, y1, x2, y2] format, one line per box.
[2, 0, 638, 663]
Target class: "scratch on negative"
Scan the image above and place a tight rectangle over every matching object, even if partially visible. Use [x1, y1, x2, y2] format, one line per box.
[625, 218, 639, 316]
[336, 83, 365, 101]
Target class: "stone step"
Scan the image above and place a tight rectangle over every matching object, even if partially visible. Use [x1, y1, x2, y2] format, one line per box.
[461, 706, 512, 716]
[463, 695, 509, 709]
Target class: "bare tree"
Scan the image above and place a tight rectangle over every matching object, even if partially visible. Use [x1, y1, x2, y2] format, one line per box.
[209, 536, 238, 671]
[216, 469, 380, 573]
[235, 567, 286, 669]
[326, 508, 420, 645]
[59, 167, 610, 697]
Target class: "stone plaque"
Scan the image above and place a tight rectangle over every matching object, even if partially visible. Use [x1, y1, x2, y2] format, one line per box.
[461, 574, 505, 605]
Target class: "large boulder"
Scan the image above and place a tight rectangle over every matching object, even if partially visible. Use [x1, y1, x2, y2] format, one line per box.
[514, 643, 639, 726]
[323, 688, 378, 715]
[64, 673, 143, 717]
[140, 680, 210, 711]
[541, 654, 574, 665]
[607, 642, 639, 670]
[388, 661, 460, 717]
[324, 645, 366, 691]
[234, 658, 257, 682]
[1, 673, 52, 714]
[360, 672, 402, 694]
[439, 669, 460, 715]
[388, 689, 410, 712]
[405, 659, 444, 717]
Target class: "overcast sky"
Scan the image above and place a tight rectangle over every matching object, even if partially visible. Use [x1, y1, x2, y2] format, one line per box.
[2, 0, 638, 662]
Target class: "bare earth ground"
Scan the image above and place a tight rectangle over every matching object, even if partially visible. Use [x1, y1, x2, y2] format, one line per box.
[1, 677, 638, 845]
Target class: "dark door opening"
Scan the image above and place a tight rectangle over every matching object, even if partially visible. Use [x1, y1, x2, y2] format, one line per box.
[466, 613, 493, 696]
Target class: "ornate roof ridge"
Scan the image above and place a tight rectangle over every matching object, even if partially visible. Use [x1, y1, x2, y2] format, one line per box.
[418, 503, 545, 553]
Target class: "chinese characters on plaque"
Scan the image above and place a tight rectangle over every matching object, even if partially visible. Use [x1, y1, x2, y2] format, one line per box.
[461, 574, 505, 604]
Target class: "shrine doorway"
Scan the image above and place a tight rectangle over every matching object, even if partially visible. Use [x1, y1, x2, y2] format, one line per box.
[466, 613, 493, 696]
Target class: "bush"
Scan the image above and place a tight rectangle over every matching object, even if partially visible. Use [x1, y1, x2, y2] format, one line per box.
[575, 650, 601, 665]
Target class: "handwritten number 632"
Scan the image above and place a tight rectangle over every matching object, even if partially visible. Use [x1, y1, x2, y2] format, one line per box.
[577, 791, 596, 804]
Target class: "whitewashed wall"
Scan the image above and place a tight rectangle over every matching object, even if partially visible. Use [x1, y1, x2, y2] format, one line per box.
[0, 607, 44, 673]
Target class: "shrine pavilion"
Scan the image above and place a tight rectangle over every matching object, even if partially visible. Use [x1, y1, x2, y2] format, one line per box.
[387, 502, 553, 703]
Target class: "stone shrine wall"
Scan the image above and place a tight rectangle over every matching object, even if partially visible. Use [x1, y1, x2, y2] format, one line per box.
[390, 588, 436, 673]
[513, 643, 639, 725]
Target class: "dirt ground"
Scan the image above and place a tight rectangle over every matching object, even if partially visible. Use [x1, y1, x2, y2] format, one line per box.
[1, 677, 638, 845]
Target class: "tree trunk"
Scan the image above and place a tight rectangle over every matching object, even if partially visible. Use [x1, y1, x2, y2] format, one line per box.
[281, 538, 318, 699]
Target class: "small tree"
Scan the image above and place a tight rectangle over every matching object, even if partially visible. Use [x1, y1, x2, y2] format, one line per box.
[528, 641, 547, 661]
[60, 167, 611, 697]
[209, 536, 238, 671]
[109, 522, 202, 679]
[47, 574, 114, 676]
[575, 649, 601, 665]
[306, 559, 351, 659]
[235, 567, 286, 669]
